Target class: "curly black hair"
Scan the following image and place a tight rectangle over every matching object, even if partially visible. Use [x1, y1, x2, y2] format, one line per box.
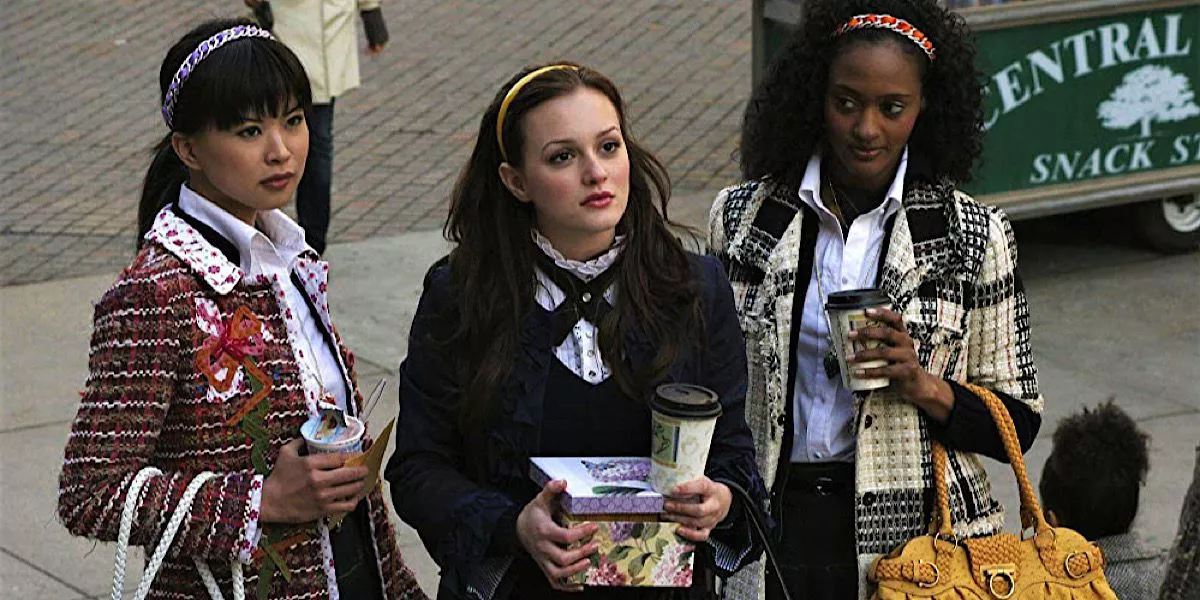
[1039, 400, 1151, 540]
[740, 0, 984, 190]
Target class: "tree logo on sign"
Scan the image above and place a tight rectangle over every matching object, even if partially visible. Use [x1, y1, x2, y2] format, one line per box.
[1098, 65, 1200, 138]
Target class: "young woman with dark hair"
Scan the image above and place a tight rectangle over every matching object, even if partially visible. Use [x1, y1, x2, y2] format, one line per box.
[58, 18, 426, 600]
[709, 1, 1046, 598]
[386, 63, 768, 599]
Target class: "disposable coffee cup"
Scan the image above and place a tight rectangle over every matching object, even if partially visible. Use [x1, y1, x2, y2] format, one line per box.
[300, 413, 365, 454]
[648, 383, 722, 495]
[825, 288, 892, 392]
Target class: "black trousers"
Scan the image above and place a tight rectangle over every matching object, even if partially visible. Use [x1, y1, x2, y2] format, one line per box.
[330, 500, 385, 597]
[766, 462, 858, 600]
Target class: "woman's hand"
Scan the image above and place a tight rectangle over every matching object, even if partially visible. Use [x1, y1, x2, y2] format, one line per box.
[259, 439, 367, 523]
[516, 480, 600, 592]
[663, 476, 733, 543]
[849, 307, 954, 422]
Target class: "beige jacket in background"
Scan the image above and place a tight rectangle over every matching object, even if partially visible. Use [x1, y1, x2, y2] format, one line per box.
[271, 0, 381, 103]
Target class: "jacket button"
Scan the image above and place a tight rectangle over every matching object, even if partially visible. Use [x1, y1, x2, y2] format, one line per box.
[863, 415, 874, 429]
[777, 414, 786, 426]
[862, 492, 876, 507]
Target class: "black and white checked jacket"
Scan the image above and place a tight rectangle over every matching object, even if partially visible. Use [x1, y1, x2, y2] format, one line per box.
[707, 175, 1045, 600]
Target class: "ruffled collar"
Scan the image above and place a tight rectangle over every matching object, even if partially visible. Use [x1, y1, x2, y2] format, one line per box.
[531, 230, 624, 282]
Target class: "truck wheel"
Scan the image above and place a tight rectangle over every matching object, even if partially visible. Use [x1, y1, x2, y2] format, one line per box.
[1133, 193, 1200, 254]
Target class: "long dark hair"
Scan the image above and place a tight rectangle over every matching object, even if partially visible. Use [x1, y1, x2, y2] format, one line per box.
[741, 0, 984, 191]
[442, 63, 703, 426]
[137, 18, 312, 247]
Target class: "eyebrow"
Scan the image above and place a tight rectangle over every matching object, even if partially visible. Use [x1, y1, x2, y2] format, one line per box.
[541, 125, 620, 152]
[830, 84, 914, 99]
[237, 104, 304, 123]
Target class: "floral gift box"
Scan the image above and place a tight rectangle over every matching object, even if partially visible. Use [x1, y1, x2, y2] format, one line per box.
[529, 457, 695, 588]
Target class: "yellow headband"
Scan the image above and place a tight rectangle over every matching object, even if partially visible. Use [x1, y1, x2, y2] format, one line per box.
[496, 64, 579, 162]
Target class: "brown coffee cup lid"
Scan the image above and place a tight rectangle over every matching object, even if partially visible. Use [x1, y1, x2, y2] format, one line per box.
[651, 383, 721, 419]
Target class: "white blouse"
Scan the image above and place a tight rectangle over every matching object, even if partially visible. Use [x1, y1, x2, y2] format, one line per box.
[531, 230, 623, 385]
[179, 185, 349, 411]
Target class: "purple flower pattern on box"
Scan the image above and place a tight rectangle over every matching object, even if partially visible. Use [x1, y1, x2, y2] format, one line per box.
[609, 521, 635, 543]
[530, 457, 663, 514]
[585, 556, 628, 586]
[582, 459, 651, 483]
[567, 519, 694, 588]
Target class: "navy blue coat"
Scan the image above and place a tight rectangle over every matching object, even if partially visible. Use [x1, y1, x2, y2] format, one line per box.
[386, 254, 768, 598]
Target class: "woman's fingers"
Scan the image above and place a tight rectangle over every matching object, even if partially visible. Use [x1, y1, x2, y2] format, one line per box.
[542, 521, 597, 546]
[851, 344, 916, 365]
[674, 525, 712, 543]
[664, 497, 708, 518]
[316, 465, 369, 488]
[865, 307, 905, 329]
[320, 479, 367, 503]
[540, 539, 599, 569]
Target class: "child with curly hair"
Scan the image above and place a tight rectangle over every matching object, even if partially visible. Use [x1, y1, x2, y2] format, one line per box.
[1040, 401, 1167, 598]
[708, 0, 1045, 597]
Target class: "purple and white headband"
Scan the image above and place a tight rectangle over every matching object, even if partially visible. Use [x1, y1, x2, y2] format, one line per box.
[161, 24, 274, 129]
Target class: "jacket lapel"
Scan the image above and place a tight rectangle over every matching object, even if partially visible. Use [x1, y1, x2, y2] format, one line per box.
[723, 180, 802, 280]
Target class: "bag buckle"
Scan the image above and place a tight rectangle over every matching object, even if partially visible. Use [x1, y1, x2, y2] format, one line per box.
[1064, 551, 1092, 579]
[983, 564, 1016, 599]
[913, 559, 940, 588]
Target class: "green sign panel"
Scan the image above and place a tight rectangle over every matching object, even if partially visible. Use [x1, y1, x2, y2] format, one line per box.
[971, 6, 1200, 196]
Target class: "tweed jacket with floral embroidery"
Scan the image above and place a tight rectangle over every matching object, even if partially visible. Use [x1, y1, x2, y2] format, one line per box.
[708, 176, 1045, 600]
[58, 205, 427, 600]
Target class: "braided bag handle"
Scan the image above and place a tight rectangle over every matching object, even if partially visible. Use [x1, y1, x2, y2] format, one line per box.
[930, 384, 1050, 537]
[112, 467, 246, 600]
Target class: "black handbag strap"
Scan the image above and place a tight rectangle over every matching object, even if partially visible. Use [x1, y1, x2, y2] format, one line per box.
[719, 479, 796, 600]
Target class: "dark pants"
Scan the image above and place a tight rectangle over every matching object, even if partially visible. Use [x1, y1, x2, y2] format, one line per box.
[330, 500, 385, 597]
[766, 462, 858, 600]
[297, 100, 334, 255]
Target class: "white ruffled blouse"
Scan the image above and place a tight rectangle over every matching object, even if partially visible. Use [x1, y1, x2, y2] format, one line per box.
[532, 230, 623, 385]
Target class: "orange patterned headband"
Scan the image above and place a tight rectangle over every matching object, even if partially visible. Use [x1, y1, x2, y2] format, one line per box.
[834, 14, 936, 61]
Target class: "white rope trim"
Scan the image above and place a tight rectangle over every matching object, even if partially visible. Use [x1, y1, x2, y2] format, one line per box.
[112, 467, 246, 600]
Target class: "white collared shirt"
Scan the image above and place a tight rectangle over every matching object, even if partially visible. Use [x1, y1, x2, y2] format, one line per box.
[178, 185, 349, 410]
[791, 150, 906, 462]
[531, 230, 622, 385]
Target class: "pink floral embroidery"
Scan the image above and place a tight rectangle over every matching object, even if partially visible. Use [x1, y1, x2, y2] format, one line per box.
[195, 306, 266, 393]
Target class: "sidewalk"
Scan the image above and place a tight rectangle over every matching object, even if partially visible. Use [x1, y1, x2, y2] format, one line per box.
[4, 212, 1199, 598]
[0, 0, 750, 286]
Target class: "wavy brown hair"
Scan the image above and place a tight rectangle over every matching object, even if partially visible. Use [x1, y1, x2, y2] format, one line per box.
[441, 63, 703, 427]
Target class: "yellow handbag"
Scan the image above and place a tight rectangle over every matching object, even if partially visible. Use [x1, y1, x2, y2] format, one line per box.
[869, 383, 1117, 599]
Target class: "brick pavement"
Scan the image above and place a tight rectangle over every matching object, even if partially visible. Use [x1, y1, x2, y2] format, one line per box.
[0, 0, 751, 286]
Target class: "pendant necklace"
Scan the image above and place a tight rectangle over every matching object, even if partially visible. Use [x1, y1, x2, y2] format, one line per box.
[817, 178, 844, 381]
